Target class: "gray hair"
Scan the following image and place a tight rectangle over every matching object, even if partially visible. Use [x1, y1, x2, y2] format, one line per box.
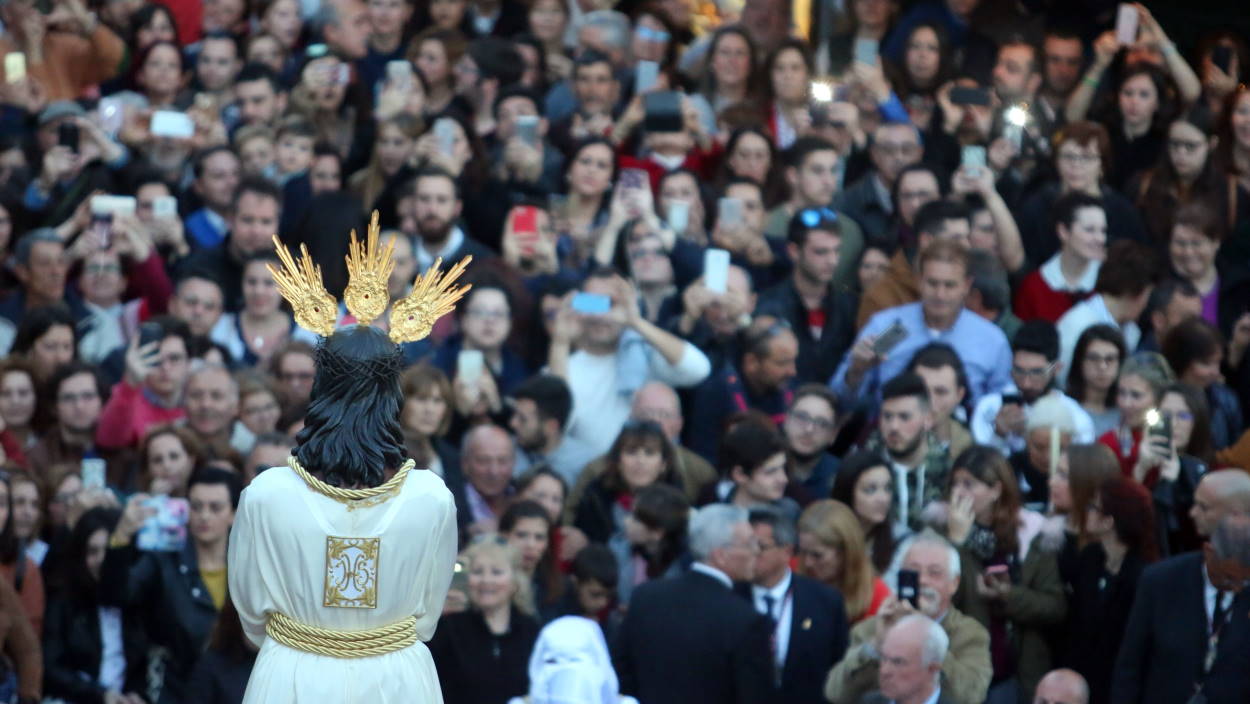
[188, 363, 240, 399]
[886, 529, 961, 585]
[14, 228, 62, 267]
[689, 504, 749, 561]
[748, 505, 796, 548]
[1025, 394, 1077, 434]
[1211, 514, 1250, 569]
[893, 614, 949, 668]
[967, 249, 1011, 314]
[461, 423, 514, 458]
[577, 10, 631, 54]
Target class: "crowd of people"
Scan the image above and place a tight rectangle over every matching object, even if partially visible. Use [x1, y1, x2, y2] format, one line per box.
[0, 0, 1248, 701]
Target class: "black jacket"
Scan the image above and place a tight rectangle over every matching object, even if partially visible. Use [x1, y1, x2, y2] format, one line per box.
[42, 595, 148, 704]
[736, 574, 849, 703]
[1016, 182, 1148, 269]
[184, 649, 256, 704]
[1065, 543, 1147, 704]
[1111, 552, 1232, 704]
[755, 277, 856, 385]
[98, 541, 221, 704]
[615, 568, 775, 704]
[428, 607, 539, 704]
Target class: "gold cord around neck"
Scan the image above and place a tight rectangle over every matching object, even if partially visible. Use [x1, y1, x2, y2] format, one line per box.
[286, 456, 415, 510]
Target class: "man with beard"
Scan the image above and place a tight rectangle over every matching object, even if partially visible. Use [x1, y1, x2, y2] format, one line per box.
[410, 167, 496, 272]
[551, 268, 710, 458]
[780, 384, 841, 502]
[863, 373, 949, 533]
[508, 374, 598, 484]
[824, 530, 992, 704]
[183, 364, 245, 456]
[971, 320, 1095, 456]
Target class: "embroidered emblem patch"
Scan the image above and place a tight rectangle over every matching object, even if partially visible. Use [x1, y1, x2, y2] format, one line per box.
[324, 536, 380, 608]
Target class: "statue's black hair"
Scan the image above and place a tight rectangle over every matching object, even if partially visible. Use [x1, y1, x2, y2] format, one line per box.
[293, 325, 406, 488]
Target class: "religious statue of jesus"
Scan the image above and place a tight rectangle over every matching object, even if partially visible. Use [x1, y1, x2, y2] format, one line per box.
[227, 215, 471, 701]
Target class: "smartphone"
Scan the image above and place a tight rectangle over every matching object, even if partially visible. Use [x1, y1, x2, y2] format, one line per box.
[4, 53, 25, 84]
[897, 569, 920, 609]
[717, 197, 743, 228]
[666, 200, 690, 233]
[89, 196, 115, 249]
[1115, 3, 1139, 45]
[81, 458, 106, 491]
[153, 195, 178, 219]
[872, 319, 908, 356]
[571, 292, 612, 315]
[643, 91, 683, 133]
[1212, 45, 1234, 74]
[1148, 409, 1172, 451]
[950, 86, 991, 107]
[515, 115, 539, 146]
[853, 38, 879, 66]
[456, 349, 484, 384]
[703, 248, 730, 294]
[386, 59, 412, 86]
[136, 496, 189, 552]
[434, 119, 456, 156]
[58, 122, 80, 152]
[510, 205, 539, 255]
[962, 145, 987, 171]
[635, 60, 659, 95]
[98, 96, 124, 136]
[138, 321, 165, 348]
[306, 43, 329, 59]
[333, 63, 352, 86]
[150, 110, 195, 139]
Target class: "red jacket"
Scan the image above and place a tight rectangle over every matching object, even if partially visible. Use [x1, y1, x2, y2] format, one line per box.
[95, 380, 185, 451]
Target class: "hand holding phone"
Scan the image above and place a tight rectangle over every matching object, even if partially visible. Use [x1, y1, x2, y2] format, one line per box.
[136, 496, 189, 552]
[872, 320, 908, 356]
[897, 569, 920, 609]
[703, 249, 730, 295]
[81, 458, 106, 491]
[717, 197, 743, 229]
[853, 38, 879, 67]
[510, 206, 539, 256]
[4, 53, 26, 84]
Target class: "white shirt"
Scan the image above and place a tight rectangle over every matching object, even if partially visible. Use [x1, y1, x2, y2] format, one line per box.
[889, 458, 926, 534]
[752, 570, 793, 670]
[691, 562, 733, 589]
[1203, 565, 1229, 630]
[97, 606, 126, 691]
[1056, 294, 1142, 388]
[1039, 252, 1100, 294]
[415, 227, 466, 271]
[970, 389, 1097, 454]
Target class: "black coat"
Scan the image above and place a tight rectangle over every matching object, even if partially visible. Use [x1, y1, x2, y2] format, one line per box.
[42, 595, 148, 704]
[1111, 552, 1231, 704]
[736, 574, 850, 704]
[755, 277, 857, 386]
[1016, 182, 1148, 269]
[615, 569, 775, 704]
[184, 649, 256, 704]
[98, 541, 221, 704]
[429, 607, 540, 704]
[1199, 589, 1250, 704]
[1064, 543, 1147, 704]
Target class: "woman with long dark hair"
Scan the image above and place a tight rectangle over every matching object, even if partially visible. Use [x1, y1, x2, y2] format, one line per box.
[1065, 475, 1156, 704]
[830, 450, 896, 574]
[1065, 325, 1128, 438]
[0, 472, 43, 637]
[499, 500, 566, 622]
[1149, 383, 1210, 556]
[1128, 107, 1227, 245]
[43, 507, 148, 703]
[940, 446, 1066, 701]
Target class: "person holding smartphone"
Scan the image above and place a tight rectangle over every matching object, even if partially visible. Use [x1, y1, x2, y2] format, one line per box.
[941, 446, 1066, 701]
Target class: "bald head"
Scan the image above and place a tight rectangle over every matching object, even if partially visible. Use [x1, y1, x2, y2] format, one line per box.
[1033, 669, 1089, 704]
[1191, 470, 1250, 538]
[631, 381, 682, 440]
[462, 424, 514, 498]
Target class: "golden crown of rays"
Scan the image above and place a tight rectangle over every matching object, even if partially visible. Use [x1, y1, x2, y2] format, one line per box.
[267, 211, 472, 343]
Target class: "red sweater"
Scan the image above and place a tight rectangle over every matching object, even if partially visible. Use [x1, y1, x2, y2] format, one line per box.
[1014, 269, 1088, 323]
[95, 380, 185, 451]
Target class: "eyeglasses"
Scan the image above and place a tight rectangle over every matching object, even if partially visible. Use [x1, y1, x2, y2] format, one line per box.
[1084, 353, 1119, 366]
[465, 309, 510, 321]
[1011, 363, 1055, 381]
[1057, 151, 1099, 164]
[1161, 410, 1195, 422]
[57, 391, 100, 405]
[799, 207, 838, 229]
[84, 263, 121, 276]
[280, 371, 315, 382]
[630, 246, 667, 261]
[787, 409, 835, 432]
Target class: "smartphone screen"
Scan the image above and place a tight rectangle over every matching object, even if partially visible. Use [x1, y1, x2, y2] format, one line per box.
[898, 569, 920, 609]
[1115, 4, 1139, 45]
[717, 197, 743, 228]
[456, 349, 485, 384]
[853, 38, 879, 66]
[58, 122, 80, 152]
[703, 248, 730, 294]
[4, 53, 25, 84]
[511, 206, 539, 255]
[635, 60, 659, 95]
[571, 292, 612, 315]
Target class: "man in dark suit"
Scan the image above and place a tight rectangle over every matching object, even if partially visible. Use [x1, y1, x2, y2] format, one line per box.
[1184, 514, 1250, 704]
[615, 504, 774, 704]
[861, 614, 955, 704]
[744, 507, 849, 703]
[1111, 470, 1250, 703]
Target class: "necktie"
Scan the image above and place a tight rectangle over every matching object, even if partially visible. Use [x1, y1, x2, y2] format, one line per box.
[1212, 590, 1228, 634]
[763, 594, 777, 625]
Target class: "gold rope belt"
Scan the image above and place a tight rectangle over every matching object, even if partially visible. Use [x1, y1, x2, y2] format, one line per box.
[266, 611, 418, 658]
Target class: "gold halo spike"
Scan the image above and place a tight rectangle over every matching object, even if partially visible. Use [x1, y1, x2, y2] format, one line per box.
[388, 256, 474, 344]
[343, 211, 396, 326]
[267, 235, 337, 337]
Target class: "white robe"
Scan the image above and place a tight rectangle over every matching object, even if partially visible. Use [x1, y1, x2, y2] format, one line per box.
[228, 464, 458, 702]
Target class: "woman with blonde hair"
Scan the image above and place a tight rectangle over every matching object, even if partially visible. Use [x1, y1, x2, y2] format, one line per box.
[796, 499, 889, 623]
[1097, 352, 1175, 481]
[430, 536, 540, 704]
[348, 113, 425, 214]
